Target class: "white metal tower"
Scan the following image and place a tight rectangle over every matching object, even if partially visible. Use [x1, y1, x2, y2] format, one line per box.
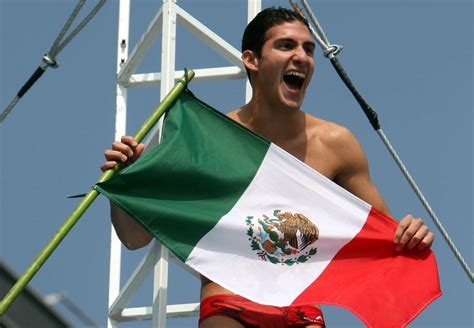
[107, 1, 261, 326]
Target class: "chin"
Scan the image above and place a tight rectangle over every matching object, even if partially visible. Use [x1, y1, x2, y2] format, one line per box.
[281, 100, 302, 111]
[281, 94, 305, 110]
[280, 87, 306, 109]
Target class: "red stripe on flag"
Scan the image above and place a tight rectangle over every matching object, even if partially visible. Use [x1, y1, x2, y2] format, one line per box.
[292, 207, 441, 327]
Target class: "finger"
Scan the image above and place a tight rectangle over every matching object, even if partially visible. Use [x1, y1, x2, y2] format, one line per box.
[104, 149, 128, 162]
[121, 135, 138, 147]
[100, 161, 117, 172]
[112, 141, 134, 158]
[393, 215, 414, 244]
[417, 232, 435, 250]
[396, 217, 424, 251]
[131, 143, 145, 161]
[406, 224, 429, 250]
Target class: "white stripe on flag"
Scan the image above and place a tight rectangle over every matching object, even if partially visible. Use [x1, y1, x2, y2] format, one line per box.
[186, 144, 371, 306]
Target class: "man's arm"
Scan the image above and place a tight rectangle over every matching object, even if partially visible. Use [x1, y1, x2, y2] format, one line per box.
[110, 204, 153, 250]
[333, 127, 390, 215]
[332, 127, 434, 251]
[101, 136, 153, 250]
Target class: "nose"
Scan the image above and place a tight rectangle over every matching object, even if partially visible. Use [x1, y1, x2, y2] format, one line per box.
[292, 45, 311, 64]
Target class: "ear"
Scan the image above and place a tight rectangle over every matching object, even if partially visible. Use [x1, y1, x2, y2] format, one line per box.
[242, 50, 259, 72]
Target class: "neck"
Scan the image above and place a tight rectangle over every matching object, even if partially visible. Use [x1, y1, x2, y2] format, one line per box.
[239, 94, 306, 144]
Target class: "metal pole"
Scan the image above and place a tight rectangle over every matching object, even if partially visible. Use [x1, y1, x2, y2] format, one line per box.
[151, 1, 177, 326]
[108, 1, 131, 326]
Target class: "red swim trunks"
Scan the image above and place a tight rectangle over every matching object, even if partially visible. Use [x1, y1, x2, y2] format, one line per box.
[199, 294, 325, 327]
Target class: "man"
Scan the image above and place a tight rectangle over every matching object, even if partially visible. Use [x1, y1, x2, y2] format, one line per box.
[101, 7, 434, 328]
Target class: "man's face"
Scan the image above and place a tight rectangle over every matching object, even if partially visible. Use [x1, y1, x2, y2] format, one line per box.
[253, 21, 315, 110]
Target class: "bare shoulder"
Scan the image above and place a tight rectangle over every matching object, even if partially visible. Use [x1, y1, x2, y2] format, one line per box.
[304, 113, 368, 180]
[226, 107, 246, 124]
[226, 108, 241, 117]
[306, 115, 389, 213]
[305, 114, 359, 150]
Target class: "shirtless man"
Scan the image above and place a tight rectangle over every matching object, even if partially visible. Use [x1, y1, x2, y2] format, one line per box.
[101, 7, 434, 328]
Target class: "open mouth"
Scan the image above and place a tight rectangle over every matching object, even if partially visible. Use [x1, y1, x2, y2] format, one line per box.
[283, 71, 306, 91]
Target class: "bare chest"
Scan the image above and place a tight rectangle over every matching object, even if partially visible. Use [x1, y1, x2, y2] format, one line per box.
[275, 137, 339, 182]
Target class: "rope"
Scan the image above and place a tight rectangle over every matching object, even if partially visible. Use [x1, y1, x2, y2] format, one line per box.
[377, 129, 474, 281]
[289, 0, 473, 282]
[0, 0, 107, 123]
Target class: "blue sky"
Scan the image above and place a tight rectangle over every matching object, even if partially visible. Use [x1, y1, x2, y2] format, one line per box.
[1, 0, 472, 327]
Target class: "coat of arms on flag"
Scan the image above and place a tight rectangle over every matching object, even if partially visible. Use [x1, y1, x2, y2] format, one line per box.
[246, 210, 319, 266]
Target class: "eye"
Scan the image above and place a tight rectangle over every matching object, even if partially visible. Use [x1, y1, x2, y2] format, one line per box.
[304, 44, 315, 56]
[276, 40, 294, 50]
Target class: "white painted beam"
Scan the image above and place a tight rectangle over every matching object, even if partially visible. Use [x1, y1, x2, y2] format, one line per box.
[128, 66, 245, 87]
[117, 7, 163, 85]
[176, 5, 243, 68]
[115, 303, 200, 321]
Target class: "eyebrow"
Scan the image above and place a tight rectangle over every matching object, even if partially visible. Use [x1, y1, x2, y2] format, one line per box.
[275, 38, 316, 48]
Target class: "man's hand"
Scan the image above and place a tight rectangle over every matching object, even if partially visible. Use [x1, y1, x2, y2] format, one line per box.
[100, 136, 145, 172]
[393, 215, 434, 251]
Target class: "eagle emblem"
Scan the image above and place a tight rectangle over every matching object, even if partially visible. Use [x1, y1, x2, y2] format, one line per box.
[246, 210, 319, 265]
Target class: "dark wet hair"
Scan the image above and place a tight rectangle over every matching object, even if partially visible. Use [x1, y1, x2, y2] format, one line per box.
[241, 7, 310, 81]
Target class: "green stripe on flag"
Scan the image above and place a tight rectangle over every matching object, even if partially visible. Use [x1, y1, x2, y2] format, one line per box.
[96, 90, 270, 261]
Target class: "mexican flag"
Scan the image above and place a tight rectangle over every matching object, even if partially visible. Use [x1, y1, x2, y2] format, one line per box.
[96, 89, 441, 327]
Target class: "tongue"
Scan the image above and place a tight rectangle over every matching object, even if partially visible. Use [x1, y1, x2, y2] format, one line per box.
[284, 75, 303, 91]
[284, 77, 301, 91]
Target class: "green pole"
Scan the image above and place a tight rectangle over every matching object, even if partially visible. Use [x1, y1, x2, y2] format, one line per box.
[0, 69, 195, 316]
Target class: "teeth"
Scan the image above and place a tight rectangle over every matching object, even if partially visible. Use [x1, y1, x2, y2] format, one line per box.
[286, 71, 306, 78]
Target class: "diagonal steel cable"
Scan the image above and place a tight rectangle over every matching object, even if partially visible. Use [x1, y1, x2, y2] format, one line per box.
[48, 0, 87, 57]
[0, 0, 107, 124]
[290, 0, 473, 282]
[49, 0, 107, 58]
